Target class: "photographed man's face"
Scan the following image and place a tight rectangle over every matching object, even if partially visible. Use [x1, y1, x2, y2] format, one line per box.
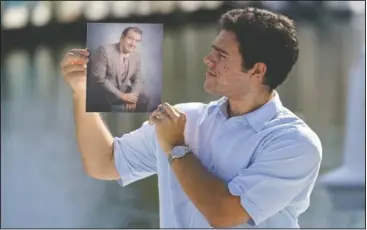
[120, 29, 142, 54]
[203, 29, 260, 98]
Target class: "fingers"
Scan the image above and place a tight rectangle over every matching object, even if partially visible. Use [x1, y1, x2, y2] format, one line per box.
[126, 104, 136, 112]
[126, 98, 137, 104]
[161, 102, 187, 123]
[70, 48, 90, 56]
[161, 103, 179, 122]
[63, 63, 86, 75]
[65, 70, 87, 79]
[149, 106, 165, 125]
[61, 50, 89, 69]
[131, 98, 138, 104]
[124, 94, 138, 103]
[149, 109, 160, 124]
[150, 111, 169, 125]
[171, 105, 187, 123]
[130, 93, 138, 101]
[62, 62, 87, 83]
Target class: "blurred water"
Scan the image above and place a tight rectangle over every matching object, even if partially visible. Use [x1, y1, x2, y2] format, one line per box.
[1, 18, 365, 228]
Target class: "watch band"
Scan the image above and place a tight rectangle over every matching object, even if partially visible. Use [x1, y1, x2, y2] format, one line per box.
[168, 153, 175, 164]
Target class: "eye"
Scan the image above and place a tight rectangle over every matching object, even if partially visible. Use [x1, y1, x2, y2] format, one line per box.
[219, 53, 227, 59]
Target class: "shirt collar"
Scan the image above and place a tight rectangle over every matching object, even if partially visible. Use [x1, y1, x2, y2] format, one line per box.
[216, 91, 283, 132]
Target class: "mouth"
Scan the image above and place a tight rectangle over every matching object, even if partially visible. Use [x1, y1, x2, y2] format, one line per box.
[206, 70, 216, 77]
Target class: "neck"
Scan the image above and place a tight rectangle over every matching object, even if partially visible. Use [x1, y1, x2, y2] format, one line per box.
[227, 89, 274, 118]
[119, 43, 129, 55]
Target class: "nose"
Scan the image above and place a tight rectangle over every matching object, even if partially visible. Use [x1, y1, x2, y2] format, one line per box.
[203, 54, 216, 68]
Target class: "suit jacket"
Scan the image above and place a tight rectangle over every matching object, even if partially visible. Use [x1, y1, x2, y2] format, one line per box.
[87, 42, 144, 111]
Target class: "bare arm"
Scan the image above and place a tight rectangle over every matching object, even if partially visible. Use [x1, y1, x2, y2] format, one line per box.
[61, 49, 120, 180]
[73, 90, 120, 180]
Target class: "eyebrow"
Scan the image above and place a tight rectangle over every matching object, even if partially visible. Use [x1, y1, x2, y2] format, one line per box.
[212, 44, 228, 56]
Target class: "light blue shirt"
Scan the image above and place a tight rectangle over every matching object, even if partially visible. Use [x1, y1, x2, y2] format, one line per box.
[113, 91, 322, 228]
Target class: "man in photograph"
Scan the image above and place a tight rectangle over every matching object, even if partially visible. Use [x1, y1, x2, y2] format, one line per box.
[61, 7, 322, 228]
[86, 26, 149, 112]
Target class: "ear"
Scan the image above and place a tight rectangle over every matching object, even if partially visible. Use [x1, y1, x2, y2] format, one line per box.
[252, 62, 267, 81]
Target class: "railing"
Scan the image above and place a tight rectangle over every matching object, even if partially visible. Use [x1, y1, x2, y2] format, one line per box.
[2, 1, 364, 30]
[1, 1, 225, 29]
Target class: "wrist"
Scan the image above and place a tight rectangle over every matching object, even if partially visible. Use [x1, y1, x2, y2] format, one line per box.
[72, 89, 86, 101]
[168, 145, 190, 165]
[120, 93, 126, 100]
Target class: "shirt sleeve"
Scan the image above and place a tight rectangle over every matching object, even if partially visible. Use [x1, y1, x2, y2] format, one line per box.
[113, 120, 158, 187]
[227, 137, 322, 226]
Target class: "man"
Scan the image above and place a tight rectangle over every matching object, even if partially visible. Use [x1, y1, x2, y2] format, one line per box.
[61, 7, 322, 228]
[86, 26, 149, 112]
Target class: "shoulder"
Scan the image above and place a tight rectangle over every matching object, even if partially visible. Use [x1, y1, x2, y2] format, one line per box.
[174, 102, 207, 117]
[96, 43, 118, 54]
[130, 51, 141, 62]
[261, 108, 322, 162]
[173, 97, 223, 121]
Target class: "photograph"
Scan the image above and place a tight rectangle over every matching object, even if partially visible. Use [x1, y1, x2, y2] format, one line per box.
[1, 1, 365, 229]
[85, 22, 163, 113]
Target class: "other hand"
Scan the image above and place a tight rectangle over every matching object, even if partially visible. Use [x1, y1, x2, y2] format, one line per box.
[121, 93, 138, 104]
[149, 103, 187, 154]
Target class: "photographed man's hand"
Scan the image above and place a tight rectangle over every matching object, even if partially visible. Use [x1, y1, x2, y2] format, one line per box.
[149, 103, 187, 154]
[126, 103, 137, 112]
[60, 49, 89, 94]
[120, 93, 138, 104]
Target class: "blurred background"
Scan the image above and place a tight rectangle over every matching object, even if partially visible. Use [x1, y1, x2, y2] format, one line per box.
[1, 1, 366, 228]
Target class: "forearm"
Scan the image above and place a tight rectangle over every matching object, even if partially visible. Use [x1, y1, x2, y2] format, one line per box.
[130, 69, 143, 95]
[73, 90, 116, 177]
[170, 152, 237, 226]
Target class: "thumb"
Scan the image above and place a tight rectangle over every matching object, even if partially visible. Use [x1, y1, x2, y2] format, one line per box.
[178, 111, 187, 123]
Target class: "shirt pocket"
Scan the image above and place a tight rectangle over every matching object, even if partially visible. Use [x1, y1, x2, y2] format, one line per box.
[211, 137, 261, 182]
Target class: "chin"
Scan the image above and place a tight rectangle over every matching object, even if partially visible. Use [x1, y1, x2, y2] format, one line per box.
[204, 82, 217, 95]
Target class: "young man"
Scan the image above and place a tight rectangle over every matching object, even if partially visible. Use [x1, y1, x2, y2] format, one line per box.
[86, 27, 148, 112]
[60, 7, 322, 228]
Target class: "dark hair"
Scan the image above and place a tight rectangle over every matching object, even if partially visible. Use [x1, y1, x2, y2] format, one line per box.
[218, 7, 299, 90]
[121, 27, 143, 38]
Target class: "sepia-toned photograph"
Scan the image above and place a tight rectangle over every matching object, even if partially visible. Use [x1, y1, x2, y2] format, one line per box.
[86, 23, 163, 112]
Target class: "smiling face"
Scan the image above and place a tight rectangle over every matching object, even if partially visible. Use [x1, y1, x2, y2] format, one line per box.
[203, 29, 266, 99]
[120, 29, 142, 54]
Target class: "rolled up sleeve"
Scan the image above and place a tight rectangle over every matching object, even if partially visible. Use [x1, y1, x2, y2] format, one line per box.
[228, 138, 322, 226]
[113, 121, 157, 187]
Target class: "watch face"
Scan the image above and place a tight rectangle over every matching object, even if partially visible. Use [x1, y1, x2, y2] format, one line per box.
[171, 146, 188, 158]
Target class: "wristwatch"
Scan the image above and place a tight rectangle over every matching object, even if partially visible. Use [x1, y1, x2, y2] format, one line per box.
[168, 145, 190, 164]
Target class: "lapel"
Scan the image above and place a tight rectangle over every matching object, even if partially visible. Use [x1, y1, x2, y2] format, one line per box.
[114, 43, 123, 88]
